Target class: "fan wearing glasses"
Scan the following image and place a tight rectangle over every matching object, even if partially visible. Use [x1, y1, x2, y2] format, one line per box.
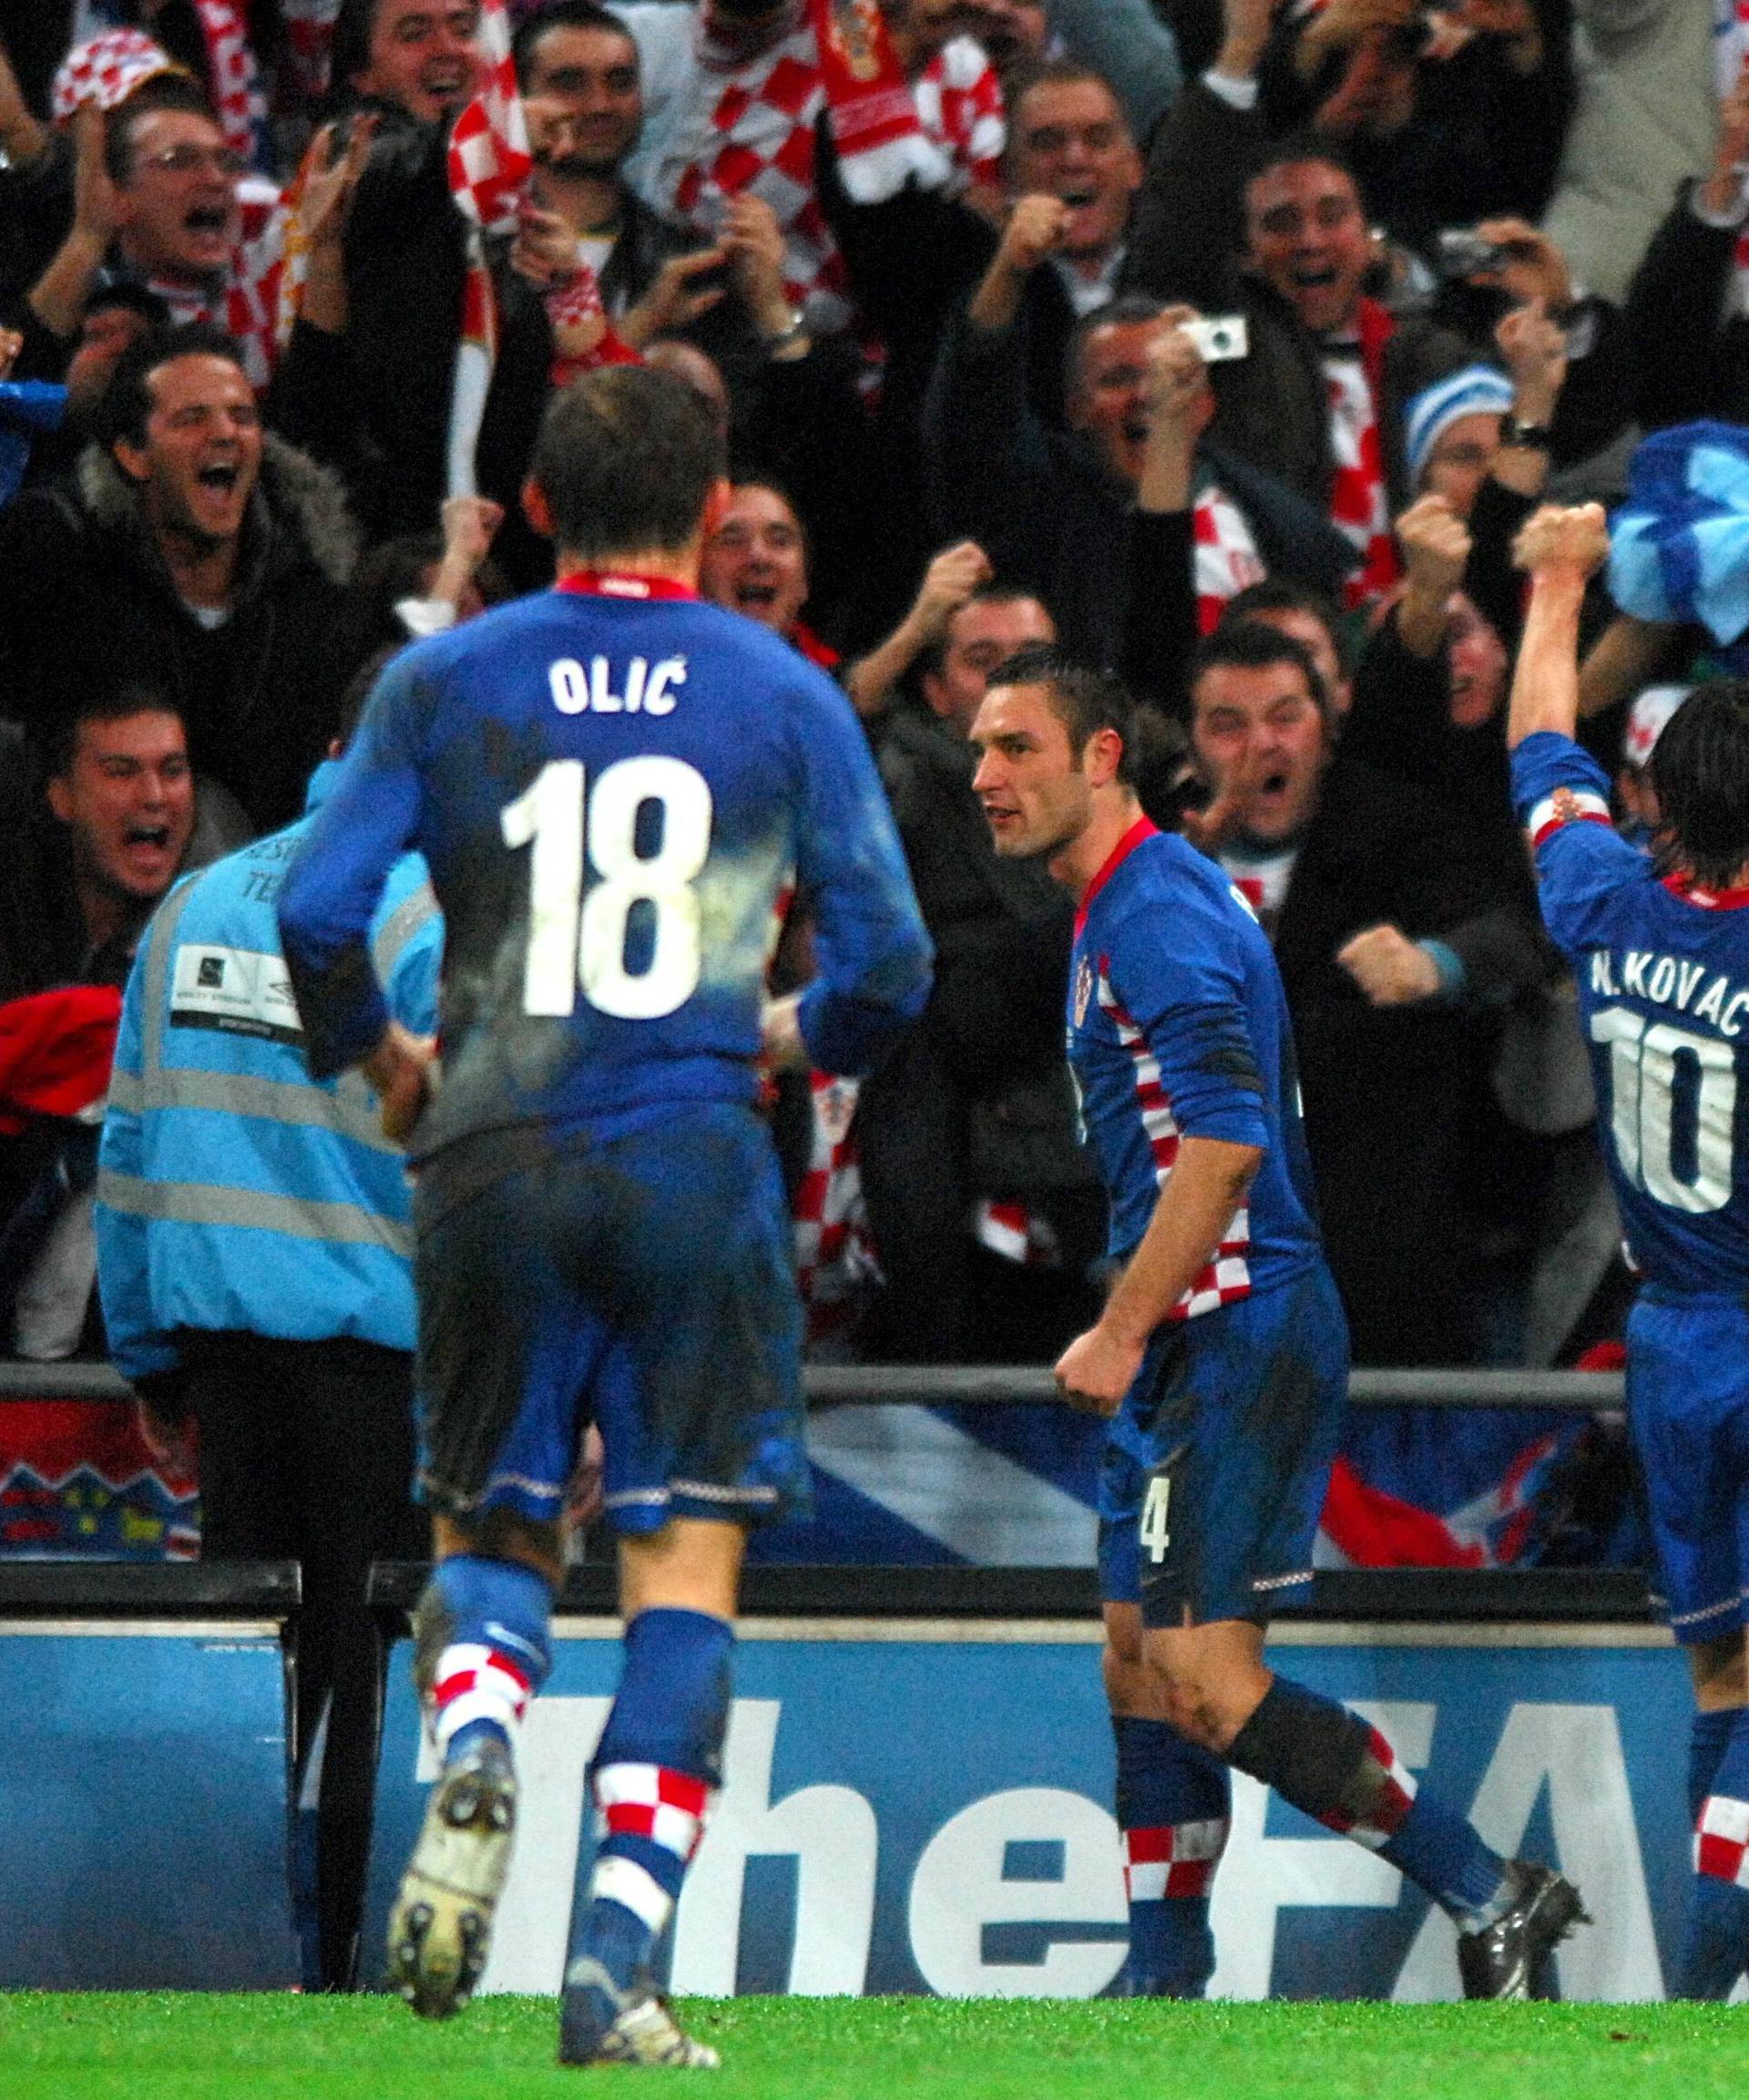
[26, 76, 247, 358]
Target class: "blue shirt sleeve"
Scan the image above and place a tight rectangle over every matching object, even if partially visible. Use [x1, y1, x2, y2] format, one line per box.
[280, 650, 429, 1077]
[1510, 730, 1648, 956]
[787, 671, 934, 1075]
[1105, 894, 1270, 1149]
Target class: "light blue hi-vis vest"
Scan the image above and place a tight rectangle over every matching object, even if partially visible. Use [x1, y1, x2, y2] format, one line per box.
[96, 763, 442, 1383]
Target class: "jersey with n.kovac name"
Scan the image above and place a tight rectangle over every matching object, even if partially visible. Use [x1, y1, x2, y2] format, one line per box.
[1069, 816, 1324, 1317]
[277, 577, 932, 1160]
[1513, 730, 1749, 1295]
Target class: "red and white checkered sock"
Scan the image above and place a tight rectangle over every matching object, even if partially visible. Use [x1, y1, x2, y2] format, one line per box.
[1122, 1817, 1229, 1901]
[588, 1762, 715, 1933]
[429, 1641, 534, 1757]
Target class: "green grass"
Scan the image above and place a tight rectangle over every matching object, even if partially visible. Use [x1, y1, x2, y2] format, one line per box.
[2, 1995, 1748, 2100]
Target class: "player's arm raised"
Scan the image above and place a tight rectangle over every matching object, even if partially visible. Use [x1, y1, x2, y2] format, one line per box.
[1056, 1136, 1263, 1415]
[1506, 503, 1611, 750]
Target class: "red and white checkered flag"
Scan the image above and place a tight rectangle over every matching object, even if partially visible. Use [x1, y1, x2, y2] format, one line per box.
[446, 0, 532, 235]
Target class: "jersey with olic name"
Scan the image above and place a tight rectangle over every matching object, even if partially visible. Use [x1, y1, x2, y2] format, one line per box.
[278, 576, 932, 1160]
[1512, 730, 1749, 1294]
[1069, 816, 1324, 1317]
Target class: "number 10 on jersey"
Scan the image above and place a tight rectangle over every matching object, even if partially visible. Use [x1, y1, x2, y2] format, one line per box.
[500, 756, 714, 1020]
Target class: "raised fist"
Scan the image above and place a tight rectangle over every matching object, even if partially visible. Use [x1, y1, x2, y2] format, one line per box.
[1512, 503, 1610, 583]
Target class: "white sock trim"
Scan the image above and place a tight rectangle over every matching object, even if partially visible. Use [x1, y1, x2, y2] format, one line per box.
[592, 1852, 675, 1934]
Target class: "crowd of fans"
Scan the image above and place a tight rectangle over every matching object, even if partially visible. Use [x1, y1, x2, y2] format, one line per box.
[0, 0, 1739, 1561]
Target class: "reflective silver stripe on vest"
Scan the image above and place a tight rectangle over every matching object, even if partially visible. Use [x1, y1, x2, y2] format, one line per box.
[97, 1171, 413, 1256]
[120, 1065, 401, 1155]
[107, 1068, 141, 1115]
[373, 878, 438, 986]
[140, 873, 203, 1079]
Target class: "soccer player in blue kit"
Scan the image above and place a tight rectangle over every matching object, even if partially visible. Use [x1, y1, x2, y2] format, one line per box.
[969, 643, 1585, 1999]
[1509, 503, 1749, 1997]
[277, 366, 932, 2064]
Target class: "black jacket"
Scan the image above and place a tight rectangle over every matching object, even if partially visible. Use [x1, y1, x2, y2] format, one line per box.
[0, 434, 357, 830]
[1272, 753, 1534, 1363]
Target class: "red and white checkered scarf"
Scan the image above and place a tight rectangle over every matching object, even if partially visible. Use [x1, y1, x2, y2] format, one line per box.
[667, 2, 995, 328]
[793, 1070, 880, 1350]
[1192, 484, 1264, 635]
[189, 0, 268, 164]
[1323, 300, 1401, 610]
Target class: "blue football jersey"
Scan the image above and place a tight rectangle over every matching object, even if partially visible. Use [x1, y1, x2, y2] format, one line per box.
[1069, 818, 1324, 1313]
[1513, 731, 1749, 1294]
[279, 579, 932, 1156]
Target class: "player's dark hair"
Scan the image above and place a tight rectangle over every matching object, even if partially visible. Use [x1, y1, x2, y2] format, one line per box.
[988, 644, 1139, 785]
[97, 322, 249, 453]
[1189, 620, 1331, 721]
[1220, 579, 1349, 673]
[514, 0, 637, 85]
[534, 365, 725, 561]
[45, 684, 186, 782]
[1066, 294, 1167, 398]
[105, 72, 219, 186]
[1648, 680, 1749, 891]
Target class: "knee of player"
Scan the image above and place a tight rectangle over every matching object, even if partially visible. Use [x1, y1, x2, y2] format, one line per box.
[1145, 1664, 1237, 1755]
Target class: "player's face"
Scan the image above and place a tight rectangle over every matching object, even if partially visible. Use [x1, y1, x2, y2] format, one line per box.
[353, 0, 484, 125]
[923, 595, 1056, 736]
[46, 711, 194, 903]
[1244, 159, 1371, 340]
[522, 23, 642, 176]
[699, 487, 809, 636]
[1192, 661, 1329, 845]
[1007, 78, 1140, 261]
[969, 681, 1094, 859]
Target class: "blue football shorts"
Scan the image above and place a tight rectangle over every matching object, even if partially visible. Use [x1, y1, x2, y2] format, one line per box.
[411, 1100, 810, 1533]
[1627, 1288, 1749, 1645]
[1098, 1261, 1348, 1628]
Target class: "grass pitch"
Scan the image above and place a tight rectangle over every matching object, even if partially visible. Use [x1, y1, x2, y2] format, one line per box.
[2, 1994, 1746, 2100]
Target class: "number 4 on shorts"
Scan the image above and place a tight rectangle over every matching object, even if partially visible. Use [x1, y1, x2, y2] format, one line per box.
[1140, 1474, 1171, 1565]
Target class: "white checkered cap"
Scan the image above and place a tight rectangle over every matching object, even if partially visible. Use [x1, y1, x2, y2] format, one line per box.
[53, 31, 185, 121]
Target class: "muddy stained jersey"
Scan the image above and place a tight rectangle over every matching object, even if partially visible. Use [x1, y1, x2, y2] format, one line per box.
[278, 577, 932, 1153]
[1512, 731, 1749, 1293]
[1068, 816, 1325, 1316]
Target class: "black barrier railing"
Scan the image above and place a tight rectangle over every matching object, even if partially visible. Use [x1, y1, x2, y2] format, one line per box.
[0, 1359, 1627, 1413]
[361, 1561, 1660, 1625]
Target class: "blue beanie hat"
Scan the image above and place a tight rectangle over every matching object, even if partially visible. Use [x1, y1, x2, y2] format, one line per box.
[1404, 365, 1515, 489]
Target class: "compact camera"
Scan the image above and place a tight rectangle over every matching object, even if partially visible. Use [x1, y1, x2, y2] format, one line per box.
[1181, 313, 1249, 363]
[1435, 229, 1508, 280]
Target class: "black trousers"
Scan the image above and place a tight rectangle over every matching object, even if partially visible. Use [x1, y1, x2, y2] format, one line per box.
[180, 1330, 425, 1991]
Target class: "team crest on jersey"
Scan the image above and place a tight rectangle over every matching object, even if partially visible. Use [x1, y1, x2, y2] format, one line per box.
[1074, 957, 1094, 1027]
